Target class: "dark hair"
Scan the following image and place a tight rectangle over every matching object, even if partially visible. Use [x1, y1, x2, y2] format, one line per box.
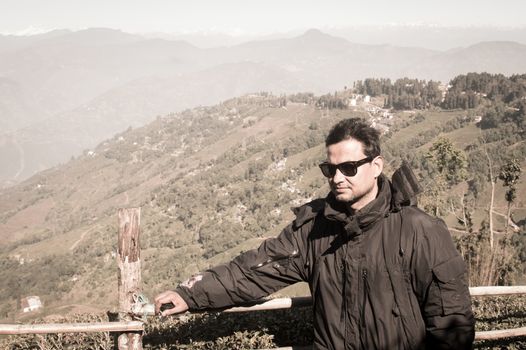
[325, 118, 381, 157]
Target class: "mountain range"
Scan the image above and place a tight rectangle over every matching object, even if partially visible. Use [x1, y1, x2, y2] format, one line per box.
[1, 27, 526, 186]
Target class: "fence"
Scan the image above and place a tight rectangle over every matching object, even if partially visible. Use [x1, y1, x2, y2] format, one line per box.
[1, 208, 526, 349]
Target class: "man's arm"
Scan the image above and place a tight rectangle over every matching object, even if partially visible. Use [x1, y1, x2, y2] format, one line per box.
[412, 216, 475, 350]
[155, 221, 309, 314]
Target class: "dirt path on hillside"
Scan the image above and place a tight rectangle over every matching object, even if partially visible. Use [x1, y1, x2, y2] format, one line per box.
[69, 225, 98, 251]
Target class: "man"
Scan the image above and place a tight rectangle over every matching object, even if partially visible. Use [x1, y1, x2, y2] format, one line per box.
[155, 118, 475, 349]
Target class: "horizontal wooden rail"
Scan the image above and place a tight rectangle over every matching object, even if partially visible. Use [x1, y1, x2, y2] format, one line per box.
[0, 321, 143, 335]
[224, 296, 312, 312]
[223, 286, 526, 314]
[475, 327, 526, 340]
[470, 286, 526, 296]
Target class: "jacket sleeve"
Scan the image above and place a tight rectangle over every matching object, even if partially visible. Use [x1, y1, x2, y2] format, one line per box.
[412, 214, 475, 350]
[175, 221, 310, 310]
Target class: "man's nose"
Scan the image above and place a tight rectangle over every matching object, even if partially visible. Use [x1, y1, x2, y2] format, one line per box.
[332, 168, 346, 182]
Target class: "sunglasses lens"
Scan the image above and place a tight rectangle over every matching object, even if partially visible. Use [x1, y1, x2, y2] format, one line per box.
[339, 163, 357, 176]
[319, 164, 334, 177]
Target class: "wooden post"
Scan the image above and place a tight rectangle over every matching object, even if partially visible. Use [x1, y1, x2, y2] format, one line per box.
[117, 208, 143, 350]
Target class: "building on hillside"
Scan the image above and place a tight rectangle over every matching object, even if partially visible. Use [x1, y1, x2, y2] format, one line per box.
[21, 296, 42, 313]
[371, 121, 390, 135]
[11, 254, 25, 265]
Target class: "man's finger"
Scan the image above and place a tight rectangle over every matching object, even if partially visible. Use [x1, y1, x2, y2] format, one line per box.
[160, 303, 185, 316]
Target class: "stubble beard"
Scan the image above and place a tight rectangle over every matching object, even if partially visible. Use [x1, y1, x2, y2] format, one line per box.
[332, 186, 357, 204]
[334, 190, 355, 203]
[333, 182, 376, 209]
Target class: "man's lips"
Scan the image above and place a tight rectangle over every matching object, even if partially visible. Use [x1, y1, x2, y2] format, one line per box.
[334, 187, 350, 192]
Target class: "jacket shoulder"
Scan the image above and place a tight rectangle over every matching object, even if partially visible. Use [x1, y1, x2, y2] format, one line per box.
[399, 206, 446, 227]
[398, 206, 454, 244]
[291, 198, 325, 230]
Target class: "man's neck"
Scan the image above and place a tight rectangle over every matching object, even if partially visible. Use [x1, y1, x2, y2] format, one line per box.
[349, 182, 380, 212]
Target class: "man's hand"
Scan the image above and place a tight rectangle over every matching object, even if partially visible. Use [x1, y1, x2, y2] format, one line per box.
[154, 290, 189, 316]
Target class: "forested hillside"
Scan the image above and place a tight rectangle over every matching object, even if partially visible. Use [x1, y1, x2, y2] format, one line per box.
[0, 92, 362, 318]
[0, 73, 525, 348]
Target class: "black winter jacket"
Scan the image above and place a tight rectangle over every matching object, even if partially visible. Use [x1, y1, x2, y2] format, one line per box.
[176, 175, 475, 349]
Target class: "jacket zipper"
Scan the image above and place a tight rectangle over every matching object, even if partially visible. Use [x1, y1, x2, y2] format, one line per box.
[360, 268, 368, 350]
[341, 261, 347, 323]
[361, 268, 368, 321]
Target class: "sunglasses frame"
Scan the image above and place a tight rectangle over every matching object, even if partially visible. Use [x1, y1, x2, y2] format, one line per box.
[319, 156, 373, 178]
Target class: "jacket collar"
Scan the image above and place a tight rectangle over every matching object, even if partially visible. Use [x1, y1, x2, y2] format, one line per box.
[323, 174, 392, 237]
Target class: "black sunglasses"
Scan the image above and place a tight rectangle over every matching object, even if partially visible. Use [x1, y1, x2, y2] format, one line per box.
[318, 157, 373, 177]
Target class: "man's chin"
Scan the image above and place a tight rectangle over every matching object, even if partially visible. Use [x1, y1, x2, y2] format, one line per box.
[334, 193, 353, 203]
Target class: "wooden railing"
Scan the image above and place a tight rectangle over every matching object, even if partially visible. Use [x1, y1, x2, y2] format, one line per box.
[0, 321, 143, 335]
[1, 208, 525, 349]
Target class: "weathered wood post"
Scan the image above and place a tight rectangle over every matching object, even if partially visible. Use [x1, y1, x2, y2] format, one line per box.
[117, 208, 143, 350]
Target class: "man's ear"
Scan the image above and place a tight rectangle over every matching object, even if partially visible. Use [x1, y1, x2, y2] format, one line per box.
[372, 156, 384, 178]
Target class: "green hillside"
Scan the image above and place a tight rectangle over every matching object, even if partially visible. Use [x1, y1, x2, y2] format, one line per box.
[0, 75, 525, 327]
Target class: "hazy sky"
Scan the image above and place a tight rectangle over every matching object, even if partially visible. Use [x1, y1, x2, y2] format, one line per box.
[1, 0, 525, 35]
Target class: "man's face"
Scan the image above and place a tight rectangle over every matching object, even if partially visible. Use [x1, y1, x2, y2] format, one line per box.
[326, 138, 383, 210]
